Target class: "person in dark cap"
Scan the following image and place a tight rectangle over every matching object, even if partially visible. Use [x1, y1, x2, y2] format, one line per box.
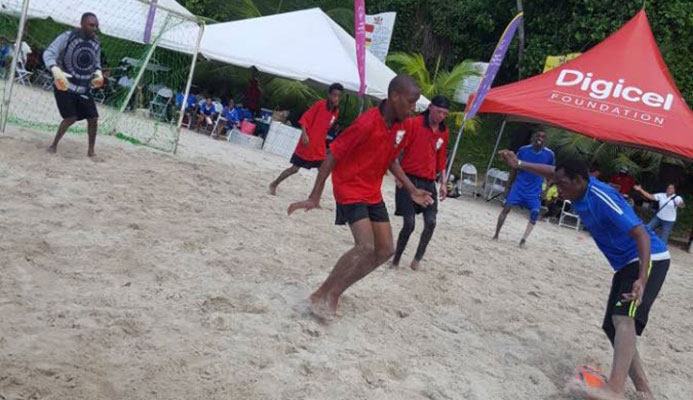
[392, 95, 450, 271]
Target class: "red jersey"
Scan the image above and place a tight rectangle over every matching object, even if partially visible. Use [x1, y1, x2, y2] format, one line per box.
[400, 114, 449, 180]
[609, 173, 636, 195]
[329, 105, 410, 205]
[294, 99, 339, 161]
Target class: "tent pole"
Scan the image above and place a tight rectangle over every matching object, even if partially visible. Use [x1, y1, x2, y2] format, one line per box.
[117, 38, 161, 115]
[173, 22, 205, 155]
[358, 94, 365, 115]
[0, 0, 31, 134]
[486, 117, 508, 174]
[445, 116, 466, 183]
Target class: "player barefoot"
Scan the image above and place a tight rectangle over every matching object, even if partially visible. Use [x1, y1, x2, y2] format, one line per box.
[44, 13, 103, 157]
[288, 75, 433, 320]
[492, 131, 554, 247]
[499, 150, 669, 400]
[269, 83, 343, 195]
[391, 95, 450, 271]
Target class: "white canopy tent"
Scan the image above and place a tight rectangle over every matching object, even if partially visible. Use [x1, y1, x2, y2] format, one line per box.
[0, 0, 200, 51]
[177, 8, 430, 110]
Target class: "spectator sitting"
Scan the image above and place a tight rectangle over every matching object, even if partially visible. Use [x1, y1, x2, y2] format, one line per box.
[175, 91, 197, 111]
[542, 181, 562, 220]
[215, 98, 237, 138]
[196, 96, 217, 133]
[228, 102, 253, 127]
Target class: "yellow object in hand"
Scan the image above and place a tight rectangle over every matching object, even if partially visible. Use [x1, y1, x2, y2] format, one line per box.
[51, 66, 69, 91]
[91, 70, 104, 88]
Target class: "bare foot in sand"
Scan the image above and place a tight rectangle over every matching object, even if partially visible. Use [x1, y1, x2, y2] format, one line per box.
[492, 234, 498, 240]
[519, 238, 526, 248]
[269, 182, 277, 196]
[410, 259, 420, 271]
[88, 150, 96, 158]
[390, 260, 399, 269]
[47, 145, 57, 154]
[309, 293, 335, 322]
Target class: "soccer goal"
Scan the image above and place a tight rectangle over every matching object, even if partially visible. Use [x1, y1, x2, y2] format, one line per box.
[0, 0, 203, 153]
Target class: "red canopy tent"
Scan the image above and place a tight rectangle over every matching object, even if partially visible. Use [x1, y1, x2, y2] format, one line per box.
[472, 10, 693, 161]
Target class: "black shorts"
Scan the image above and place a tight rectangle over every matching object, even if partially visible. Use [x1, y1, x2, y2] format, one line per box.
[602, 258, 670, 342]
[395, 174, 438, 216]
[335, 201, 389, 225]
[54, 89, 99, 121]
[290, 153, 322, 169]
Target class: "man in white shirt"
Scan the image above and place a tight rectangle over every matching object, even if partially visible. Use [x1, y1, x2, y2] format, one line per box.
[634, 183, 686, 242]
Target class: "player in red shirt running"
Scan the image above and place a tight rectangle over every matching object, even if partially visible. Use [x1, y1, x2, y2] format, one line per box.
[392, 95, 450, 271]
[288, 75, 433, 321]
[269, 83, 343, 195]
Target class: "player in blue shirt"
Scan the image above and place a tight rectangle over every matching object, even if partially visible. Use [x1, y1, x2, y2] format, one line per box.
[493, 131, 555, 247]
[498, 150, 670, 400]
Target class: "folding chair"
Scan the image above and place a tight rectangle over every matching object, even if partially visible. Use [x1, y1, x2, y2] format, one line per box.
[148, 87, 173, 121]
[91, 88, 106, 104]
[484, 168, 510, 202]
[14, 60, 32, 86]
[212, 113, 228, 138]
[458, 163, 478, 196]
[558, 200, 581, 230]
[35, 68, 54, 91]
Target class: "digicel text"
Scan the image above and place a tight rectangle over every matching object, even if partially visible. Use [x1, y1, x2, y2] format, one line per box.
[556, 69, 674, 111]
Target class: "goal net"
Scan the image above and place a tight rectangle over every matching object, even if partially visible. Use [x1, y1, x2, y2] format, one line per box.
[0, 0, 201, 152]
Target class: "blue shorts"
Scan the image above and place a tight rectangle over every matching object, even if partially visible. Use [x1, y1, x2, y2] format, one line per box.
[505, 186, 541, 222]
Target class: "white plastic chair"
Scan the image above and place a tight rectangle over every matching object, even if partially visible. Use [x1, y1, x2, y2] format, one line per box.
[35, 68, 54, 91]
[458, 163, 478, 196]
[149, 87, 173, 121]
[558, 200, 581, 230]
[212, 113, 228, 138]
[14, 60, 32, 86]
[484, 168, 510, 202]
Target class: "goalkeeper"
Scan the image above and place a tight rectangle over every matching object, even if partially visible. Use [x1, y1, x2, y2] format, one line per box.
[44, 12, 104, 157]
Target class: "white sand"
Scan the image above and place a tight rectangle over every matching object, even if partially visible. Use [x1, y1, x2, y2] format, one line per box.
[1, 124, 692, 400]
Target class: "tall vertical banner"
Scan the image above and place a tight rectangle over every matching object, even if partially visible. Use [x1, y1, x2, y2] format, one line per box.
[445, 12, 523, 180]
[354, 0, 367, 96]
[143, 0, 159, 44]
[365, 12, 396, 62]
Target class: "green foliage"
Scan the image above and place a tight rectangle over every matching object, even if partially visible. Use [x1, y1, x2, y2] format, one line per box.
[263, 77, 321, 110]
[545, 128, 687, 180]
[369, 0, 693, 105]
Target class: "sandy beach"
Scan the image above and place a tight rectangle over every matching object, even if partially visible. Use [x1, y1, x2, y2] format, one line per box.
[1, 125, 692, 400]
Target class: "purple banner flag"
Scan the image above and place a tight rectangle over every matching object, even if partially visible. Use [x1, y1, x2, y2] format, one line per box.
[143, 0, 159, 44]
[354, 0, 367, 96]
[465, 12, 523, 119]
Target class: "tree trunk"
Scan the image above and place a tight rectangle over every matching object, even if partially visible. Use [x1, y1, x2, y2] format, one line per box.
[516, 0, 525, 79]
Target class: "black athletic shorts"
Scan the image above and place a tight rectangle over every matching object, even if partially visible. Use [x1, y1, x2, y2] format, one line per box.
[290, 153, 323, 169]
[602, 258, 670, 343]
[54, 89, 99, 121]
[395, 174, 437, 216]
[335, 201, 389, 225]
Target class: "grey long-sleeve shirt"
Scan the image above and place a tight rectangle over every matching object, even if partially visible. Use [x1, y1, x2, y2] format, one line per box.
[43, 30, 101, 93]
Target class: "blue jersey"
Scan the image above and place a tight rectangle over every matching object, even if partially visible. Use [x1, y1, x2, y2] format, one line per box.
[514, 145, 555, 196]
[572, 177, 669, 271]
[200, 102, 216, 116]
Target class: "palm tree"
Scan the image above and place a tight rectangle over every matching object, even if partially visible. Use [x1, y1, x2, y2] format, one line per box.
[545, 128, 685, 179]
[386, 52, 481, 133]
